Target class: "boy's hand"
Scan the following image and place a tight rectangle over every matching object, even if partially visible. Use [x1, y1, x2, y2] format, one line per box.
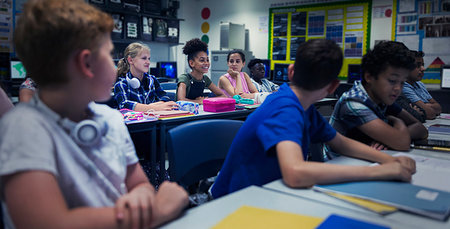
[115, 184, 155, 229]
[377, 162, 413, 182]
[151, 181, 189, 228]
[394, 156, 416, 174]
[370, 141, 387, 151]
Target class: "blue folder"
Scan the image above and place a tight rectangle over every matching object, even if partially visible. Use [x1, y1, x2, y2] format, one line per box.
[314, 181, 450, 221]
[316, 214, 390, 229]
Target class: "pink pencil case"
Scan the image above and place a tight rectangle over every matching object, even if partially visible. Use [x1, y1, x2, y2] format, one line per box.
[203, 97, 236, 112]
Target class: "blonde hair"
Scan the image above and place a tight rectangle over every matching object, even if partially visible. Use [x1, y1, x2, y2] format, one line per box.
[13, 0, 113, 87]
[117, 42, 151, 77]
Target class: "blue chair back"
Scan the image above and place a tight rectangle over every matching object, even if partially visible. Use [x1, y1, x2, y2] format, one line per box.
[160, 82, 177, 90]
[167, 119, 244, 188]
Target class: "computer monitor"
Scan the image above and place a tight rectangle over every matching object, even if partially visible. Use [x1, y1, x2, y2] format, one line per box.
[10, 60, 27, 80]
[441, 65, 450, 89]
[347, 64, 362, 84]
[157, 61, 177, 79]
[273, 63, 290, 83]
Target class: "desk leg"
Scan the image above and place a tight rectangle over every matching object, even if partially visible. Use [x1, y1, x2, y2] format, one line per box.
[159, 124, 167, 185]
[150, 126, 157, 185]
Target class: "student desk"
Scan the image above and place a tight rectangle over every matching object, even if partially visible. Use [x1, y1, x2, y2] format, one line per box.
[160, 186, 407, 229]
[263, 149, 450, 229]
[125, 107, 254, 184]
[125, 98, 339, 185]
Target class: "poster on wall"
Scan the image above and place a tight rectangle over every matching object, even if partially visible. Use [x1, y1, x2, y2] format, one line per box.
[291, 12, 307, 36]
[308, 10, 325, 36]
[273, 13, 288, 37]
[269, 1, 370, 78]
[326, 21, 344, 45]
[344, 31, 363, 58]
[272, 37, 287, 60]
[396, 0, 450, 83]
[290, 37, 305, 60]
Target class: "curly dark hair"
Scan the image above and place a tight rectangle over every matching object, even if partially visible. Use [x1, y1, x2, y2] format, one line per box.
[182, 38, 208, 64]
[292, 39, 343, 90]
[247, 59, 264, 70]
[410, 50, 425, 58]
[361, 41, 415, 85]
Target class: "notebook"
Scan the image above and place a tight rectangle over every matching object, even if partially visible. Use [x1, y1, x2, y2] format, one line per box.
[212, 205, 323, 229]
[428, 124, 450, 135]
[314, 181, 450, 221]
[316, 214, 390, 229]
[414, 139, 450, 147]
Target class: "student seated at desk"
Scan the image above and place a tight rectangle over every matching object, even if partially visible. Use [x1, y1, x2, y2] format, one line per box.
[330, 41, 428, 152]
[211, 39, 416, 199]
[248, 58, 279, 93]
[0, 1, 188, 228]
[218, 50, 258, 99]
[176, 38, 224, 104]
[402, 50, 442, 120]
[114, 42, 177, 112]
[19, 77, 37, 103]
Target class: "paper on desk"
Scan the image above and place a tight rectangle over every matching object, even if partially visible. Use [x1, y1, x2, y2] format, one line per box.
[323, 192, 398, 215]
[392, 152, 450, 193]
[212, 205, 323, 229]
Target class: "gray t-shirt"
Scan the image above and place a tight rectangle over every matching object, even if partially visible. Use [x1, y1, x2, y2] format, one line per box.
[0, 97, 138, 228]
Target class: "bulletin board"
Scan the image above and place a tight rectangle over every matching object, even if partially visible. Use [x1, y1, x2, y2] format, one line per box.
[269, 0, 372, 79]
[395, 0, 450, 84]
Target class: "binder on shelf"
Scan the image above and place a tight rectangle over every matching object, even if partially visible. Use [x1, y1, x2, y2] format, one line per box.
[124, 14, 140, 39]
[167, 19, 179, 43]
[153, 19, 168, 42]
[141, 16, 153, 41]
[314, 181, 450, 221]
[111, 14, 124, 40]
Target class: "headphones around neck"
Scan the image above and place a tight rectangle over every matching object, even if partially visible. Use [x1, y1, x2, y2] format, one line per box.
[126, 73, 141, 89]
[33, 96, 108, 147]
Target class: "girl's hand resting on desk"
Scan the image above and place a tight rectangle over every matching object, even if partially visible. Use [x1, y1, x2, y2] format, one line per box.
[239, 93, 254, 99]
[115, 184, 155, 229]
[150, 101, 178, 111]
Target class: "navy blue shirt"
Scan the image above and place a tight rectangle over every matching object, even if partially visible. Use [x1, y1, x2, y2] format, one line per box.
[211, 83, 336, 198]
[114, 72, 170, 110]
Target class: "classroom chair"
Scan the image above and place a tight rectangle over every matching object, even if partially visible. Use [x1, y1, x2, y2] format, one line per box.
[166, 119, 244, 189]
[160, 82, 177, 90]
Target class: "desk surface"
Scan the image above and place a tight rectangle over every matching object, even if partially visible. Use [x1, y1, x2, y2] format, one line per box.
[161, 186, 410, 229]
[263, 149, 450, 229]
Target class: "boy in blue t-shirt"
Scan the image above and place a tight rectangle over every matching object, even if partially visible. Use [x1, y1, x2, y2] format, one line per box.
[211, 39, 416, 199]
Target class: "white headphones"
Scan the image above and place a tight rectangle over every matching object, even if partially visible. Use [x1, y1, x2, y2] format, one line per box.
[126, 74, 141, 89]
[33, 95, 108, 147]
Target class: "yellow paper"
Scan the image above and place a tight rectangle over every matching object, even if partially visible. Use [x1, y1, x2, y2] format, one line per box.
[212, 205, 323, 229]
[324, 192, 398, 214]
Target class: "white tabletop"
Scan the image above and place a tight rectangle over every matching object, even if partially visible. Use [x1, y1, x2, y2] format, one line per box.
[263, 149, 450, 229]
[161, 186, 412, 229]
